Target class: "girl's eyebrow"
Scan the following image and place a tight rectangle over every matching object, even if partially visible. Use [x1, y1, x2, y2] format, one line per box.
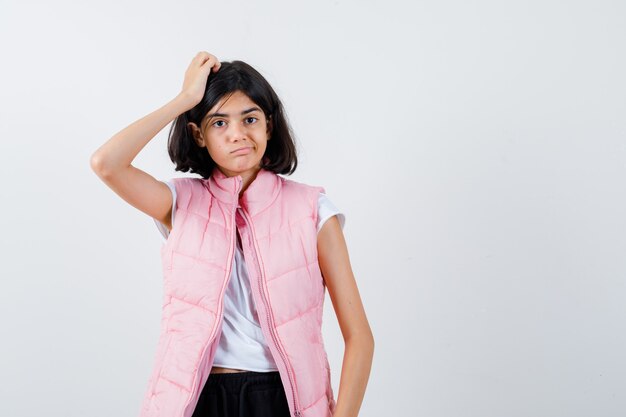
[205, 106, 262, 119]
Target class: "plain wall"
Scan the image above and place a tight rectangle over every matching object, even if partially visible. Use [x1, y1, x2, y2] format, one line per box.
[1, 0, 625, 416]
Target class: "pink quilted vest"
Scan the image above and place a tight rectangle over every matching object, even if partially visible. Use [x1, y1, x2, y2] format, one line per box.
[139, 167, 337, 417]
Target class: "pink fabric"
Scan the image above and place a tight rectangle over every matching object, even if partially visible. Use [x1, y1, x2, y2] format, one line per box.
[139, 167, 336, 417]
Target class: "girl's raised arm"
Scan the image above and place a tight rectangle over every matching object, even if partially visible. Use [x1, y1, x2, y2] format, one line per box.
[89, 52, 220, 229]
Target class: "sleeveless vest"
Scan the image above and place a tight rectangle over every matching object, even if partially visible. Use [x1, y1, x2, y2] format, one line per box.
[139, 167, 337, 417]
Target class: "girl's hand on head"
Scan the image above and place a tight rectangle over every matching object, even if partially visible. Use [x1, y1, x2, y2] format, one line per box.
[180, 51, 221, 106]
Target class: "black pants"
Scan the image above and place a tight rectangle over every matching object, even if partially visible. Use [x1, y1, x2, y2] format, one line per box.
[192, 371, 291, 417]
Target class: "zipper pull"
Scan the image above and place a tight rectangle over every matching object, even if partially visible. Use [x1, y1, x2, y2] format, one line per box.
[235, 176, 243, 194]
[294, 411, 302, 417]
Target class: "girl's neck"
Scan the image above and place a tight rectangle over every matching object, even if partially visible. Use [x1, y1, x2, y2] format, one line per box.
[215, 165, 262, 200]
[238, 169, 260, 199]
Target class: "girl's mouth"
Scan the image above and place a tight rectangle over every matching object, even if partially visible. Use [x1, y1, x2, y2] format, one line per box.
[232, 147, 252, 155]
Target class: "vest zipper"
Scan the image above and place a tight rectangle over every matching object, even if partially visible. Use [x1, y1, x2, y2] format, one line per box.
[239, 208, 303, 417]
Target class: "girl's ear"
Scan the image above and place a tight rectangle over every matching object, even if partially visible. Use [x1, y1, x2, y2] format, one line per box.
[266, 116, 273, 139]
[187, 122, 206, 147]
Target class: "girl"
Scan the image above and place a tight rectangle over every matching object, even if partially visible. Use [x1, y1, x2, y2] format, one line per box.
[90, 51, 374, 417]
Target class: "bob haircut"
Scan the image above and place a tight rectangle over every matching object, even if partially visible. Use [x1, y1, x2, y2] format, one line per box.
[167, 60, 298, 179]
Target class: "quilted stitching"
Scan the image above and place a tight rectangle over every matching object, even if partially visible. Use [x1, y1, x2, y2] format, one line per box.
[139, 168, 335, 417]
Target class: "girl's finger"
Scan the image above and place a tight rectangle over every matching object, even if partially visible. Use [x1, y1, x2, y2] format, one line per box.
[195, 52, 214, 65]
[190, 52, 219, 73]
[195, 51, 208, 61]
[200, 55, 216, 66]
[203, 58, 221, 73]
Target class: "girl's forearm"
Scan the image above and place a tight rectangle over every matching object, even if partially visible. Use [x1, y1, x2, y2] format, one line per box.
[332, 335, 375, 417]
[90, 93, 194, 176]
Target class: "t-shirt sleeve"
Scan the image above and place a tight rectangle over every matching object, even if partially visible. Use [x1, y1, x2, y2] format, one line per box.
[317, 192, 346, 233]
[153, 180, 176, 241]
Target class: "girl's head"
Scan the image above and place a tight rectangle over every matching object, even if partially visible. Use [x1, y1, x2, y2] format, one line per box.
[168, 60, 298, 179]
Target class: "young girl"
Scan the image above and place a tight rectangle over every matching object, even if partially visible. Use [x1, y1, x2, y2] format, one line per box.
[91, 51, 374, 417]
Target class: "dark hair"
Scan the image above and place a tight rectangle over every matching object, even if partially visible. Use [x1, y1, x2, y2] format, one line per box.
[167, 60, 298, 179]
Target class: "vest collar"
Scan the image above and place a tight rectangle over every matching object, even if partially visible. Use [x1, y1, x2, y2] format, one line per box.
[205, 166, 282, 215]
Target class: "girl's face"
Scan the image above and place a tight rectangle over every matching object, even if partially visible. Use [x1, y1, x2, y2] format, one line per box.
[191, 90, 271, 180]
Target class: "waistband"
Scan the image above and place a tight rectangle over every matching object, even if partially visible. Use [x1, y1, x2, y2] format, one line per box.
[205, 370, 283, 395]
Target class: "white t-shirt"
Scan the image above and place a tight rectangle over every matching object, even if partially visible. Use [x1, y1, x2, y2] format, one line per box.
[154, 180, 345, 372]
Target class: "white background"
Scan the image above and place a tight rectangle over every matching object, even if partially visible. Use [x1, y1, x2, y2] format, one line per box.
[1, 0, 625, 416]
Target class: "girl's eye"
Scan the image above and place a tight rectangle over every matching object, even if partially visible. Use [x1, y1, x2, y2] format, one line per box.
[212, 120, 226, 128]
[245, 117, 258, 124]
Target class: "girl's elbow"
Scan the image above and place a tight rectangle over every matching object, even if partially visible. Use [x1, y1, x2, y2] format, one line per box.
[368, 333, 376, 353]
[353, 330, 375, 350]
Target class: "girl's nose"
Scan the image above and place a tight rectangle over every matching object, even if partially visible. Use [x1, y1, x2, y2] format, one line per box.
[228, 123, 247, 141]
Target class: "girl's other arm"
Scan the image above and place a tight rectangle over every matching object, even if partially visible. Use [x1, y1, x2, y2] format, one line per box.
[89, 52, 220, 228]
[317, 216, 375, 417]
